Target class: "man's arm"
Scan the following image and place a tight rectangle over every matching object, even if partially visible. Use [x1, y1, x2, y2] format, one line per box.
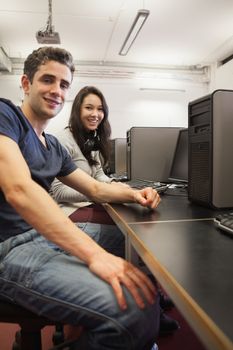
[0, 135, 103, 262]
[58, 168, 161, 209]
[0, 135, 157, 309]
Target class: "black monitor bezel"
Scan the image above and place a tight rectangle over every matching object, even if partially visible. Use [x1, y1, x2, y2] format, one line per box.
[168, 128, 188, 184]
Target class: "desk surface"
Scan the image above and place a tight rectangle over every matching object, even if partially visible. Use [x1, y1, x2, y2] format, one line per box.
[106, 191, 220, 224]
[104, 193, 233, 350]
[130, 221, 233, 345]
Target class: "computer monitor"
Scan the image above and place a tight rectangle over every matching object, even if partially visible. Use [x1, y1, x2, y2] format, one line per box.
[168, 128, 188, 183]
[127, 127, 182, 182]
[108, 138, 127, 176]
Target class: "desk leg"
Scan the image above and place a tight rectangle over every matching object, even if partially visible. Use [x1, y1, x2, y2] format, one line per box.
[127, 241, 139, 264]
[125, 233, 131, 261]
[127, 241, 151, 275]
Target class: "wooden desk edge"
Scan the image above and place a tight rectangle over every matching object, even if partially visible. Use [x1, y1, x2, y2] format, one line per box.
[103, 203, 233, 350]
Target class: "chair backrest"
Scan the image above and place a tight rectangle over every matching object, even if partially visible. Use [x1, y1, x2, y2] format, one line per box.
[0, 298, 62, 350]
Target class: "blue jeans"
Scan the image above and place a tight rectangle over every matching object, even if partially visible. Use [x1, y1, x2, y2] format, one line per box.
[0, 225, 160, 350]
[76, 222, 126, 258]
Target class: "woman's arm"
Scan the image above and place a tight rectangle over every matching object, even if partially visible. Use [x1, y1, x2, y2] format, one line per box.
[50, 177, 90, 203]
[51, 130, 94, 203]
[51, 130, 112, 203]
[93, 151, 112, 182]
[60, 167, 161, 208]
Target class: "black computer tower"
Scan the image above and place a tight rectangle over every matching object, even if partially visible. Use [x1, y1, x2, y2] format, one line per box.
[188, 89, 233, 208]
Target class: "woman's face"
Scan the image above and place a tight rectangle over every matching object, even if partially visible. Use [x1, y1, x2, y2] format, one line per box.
[80, 93, 104, 132]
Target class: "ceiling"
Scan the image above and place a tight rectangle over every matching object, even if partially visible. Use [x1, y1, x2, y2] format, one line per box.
[1, 0, 233, 78]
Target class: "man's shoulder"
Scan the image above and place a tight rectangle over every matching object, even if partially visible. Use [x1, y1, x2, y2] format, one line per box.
[0, 98, 29, 131]
[0, 98, 17, 112]
[45, 133, 71, 156]
[0, 97, 12, 105]
[0, 98, 24, 120]
[45, 133, 62, 148]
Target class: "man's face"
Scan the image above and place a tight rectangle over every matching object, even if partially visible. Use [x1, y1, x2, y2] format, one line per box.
[22, 60, 72, 120]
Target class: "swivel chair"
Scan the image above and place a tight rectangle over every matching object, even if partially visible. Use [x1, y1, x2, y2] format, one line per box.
[0, 296, 65, 350]
[0, 213, 85, 349]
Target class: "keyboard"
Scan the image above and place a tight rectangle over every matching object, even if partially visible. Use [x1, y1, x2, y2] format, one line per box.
[124, 179, 169, 193]
[214, 212, 233, 236]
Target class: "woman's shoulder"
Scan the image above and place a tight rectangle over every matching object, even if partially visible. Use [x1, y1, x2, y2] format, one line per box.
[56, 127, 71, 140]
[56, 128, 75, 145]
[55, 128, 80, 155]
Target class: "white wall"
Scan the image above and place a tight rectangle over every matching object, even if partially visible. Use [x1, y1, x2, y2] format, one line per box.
[209, 60, 233, 92]
[0, 73, 208, 139]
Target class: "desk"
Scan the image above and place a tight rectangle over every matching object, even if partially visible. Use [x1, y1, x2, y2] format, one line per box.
[103, 193, 233, 350]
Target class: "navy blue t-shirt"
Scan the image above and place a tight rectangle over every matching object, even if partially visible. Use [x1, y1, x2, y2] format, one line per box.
[0, 98, 77, 240]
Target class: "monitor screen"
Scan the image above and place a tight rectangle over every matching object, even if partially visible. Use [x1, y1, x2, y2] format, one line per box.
[127, 127, 181, 182]
[108, 138, 127, 176]
[168, 128, 188, 183]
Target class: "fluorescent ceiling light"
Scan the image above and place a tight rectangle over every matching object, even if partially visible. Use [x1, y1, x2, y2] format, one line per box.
[139, 88, 186, 92]
[140, 88, 186, 93]
[119, 9, 150, 56]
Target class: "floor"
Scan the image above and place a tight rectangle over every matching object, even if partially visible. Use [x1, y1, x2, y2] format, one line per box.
[157, 307, 207, 350]
[0, 323, 54, 349]
[0, 306, 207, 350]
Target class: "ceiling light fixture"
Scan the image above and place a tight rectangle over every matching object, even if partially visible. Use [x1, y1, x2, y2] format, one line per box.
[139, 88, 186, 93]
[119, 9, 150, 56]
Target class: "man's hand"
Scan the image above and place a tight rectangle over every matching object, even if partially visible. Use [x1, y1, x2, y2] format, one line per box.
[134, 187, 161, 209]
[88, 251, 157, 310]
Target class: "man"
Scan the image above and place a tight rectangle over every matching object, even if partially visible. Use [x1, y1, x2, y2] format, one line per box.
[0, 47, 161, 350]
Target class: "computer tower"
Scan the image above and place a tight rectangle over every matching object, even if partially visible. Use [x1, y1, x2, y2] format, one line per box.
[126, 127, 181, 182]
[108, 138, 127, 175]
[188, 89, 233, 208]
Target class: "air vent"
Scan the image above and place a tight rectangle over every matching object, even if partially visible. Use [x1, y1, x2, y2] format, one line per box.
[0, 47, 12, 72]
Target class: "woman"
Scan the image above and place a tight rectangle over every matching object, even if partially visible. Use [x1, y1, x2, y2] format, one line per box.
[50, 85, 114, 206]
[50, 86, 126, 257]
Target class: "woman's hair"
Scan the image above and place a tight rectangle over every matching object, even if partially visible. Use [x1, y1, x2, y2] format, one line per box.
[68, 86, 111, 166]
[24, 46, 75, 83]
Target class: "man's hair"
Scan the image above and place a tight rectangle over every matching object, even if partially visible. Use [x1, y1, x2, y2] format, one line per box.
[23, 46, 75, 82]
